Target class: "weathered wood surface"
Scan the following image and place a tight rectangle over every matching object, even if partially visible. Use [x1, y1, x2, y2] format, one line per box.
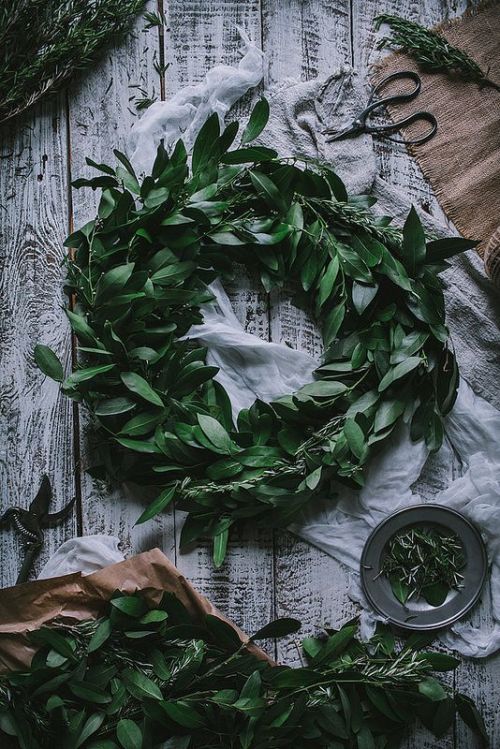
[0, 1, 497, 747]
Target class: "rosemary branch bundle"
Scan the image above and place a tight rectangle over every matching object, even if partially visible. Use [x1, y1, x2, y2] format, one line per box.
[375, 13, 500, 92]
[0, 0, 146, 125]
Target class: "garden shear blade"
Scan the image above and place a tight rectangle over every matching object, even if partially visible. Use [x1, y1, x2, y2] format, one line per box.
[0, 475, 75, 584]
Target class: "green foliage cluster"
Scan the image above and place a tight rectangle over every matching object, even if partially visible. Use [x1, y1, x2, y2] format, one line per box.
[35, 100, 477, 565]
[0, 591, 487, 748]
[375, 13, 500, 92]
[0, 0, 146, 124]
[381, 526, 466, 606]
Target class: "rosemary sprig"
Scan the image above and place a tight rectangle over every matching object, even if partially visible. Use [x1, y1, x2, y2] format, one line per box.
[381, 526, 466, 606]
[375, 13, 500, 92]
[0, 0, 147, 125]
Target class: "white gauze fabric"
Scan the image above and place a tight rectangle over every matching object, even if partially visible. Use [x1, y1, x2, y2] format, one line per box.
[37, 535, 124, 579]
[124, 34, 500, 657]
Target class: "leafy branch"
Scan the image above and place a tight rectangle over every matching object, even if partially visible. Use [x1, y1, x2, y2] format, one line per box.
[375, 13, 500, 92]
[0, 591, 488, 747]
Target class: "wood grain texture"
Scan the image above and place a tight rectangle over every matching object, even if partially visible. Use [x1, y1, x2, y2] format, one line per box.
[67, 2, 176, 561]
[162, 1, 276, 641]
[353, 2, 499, 747]
[0, 99, 76, 586]
[262, 0, 361, 669]
[0, 1, 498, 746]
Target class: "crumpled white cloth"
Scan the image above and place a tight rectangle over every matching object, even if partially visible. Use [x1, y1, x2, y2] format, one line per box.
[37, 535, 124, 579]
[124, 33, 500, 656]
[129, 29, 264, 174]
[184, 280, 317, 415]
[291, 381, 500, 658]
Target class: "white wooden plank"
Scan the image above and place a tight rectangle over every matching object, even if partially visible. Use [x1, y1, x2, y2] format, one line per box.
[67, 4, 176, 561]
[0, 98, 76, 585]
[353, 2, 500, 747]
[261, 0, 359, 667]
[162, 0, 276, 639]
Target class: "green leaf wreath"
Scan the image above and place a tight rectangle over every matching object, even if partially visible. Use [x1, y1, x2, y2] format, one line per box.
[0, 591, 487, 747]
[36, 100, 477, 565]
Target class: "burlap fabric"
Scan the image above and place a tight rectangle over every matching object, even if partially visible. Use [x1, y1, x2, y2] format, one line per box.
[373, 4, 500, 262]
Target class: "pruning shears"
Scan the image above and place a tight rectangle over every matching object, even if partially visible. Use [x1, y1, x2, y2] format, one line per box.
[0, 476, 75, 584]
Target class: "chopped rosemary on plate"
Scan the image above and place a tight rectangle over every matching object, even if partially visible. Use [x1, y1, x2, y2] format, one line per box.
[381, 526, 466, 606]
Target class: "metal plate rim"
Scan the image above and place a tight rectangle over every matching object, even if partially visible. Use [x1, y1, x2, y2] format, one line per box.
[360, 504, 488, 631]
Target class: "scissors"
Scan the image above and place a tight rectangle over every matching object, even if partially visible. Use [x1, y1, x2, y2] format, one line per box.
[324, 70, 437, 146]
[0, 476, 75, 584]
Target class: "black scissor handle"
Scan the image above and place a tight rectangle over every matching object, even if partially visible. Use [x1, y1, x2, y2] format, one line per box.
[366, 111, 438, 146]
[366, 70, 422, 109]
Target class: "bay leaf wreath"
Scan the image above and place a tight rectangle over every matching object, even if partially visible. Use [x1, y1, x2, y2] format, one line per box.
[35, 101, 477, 566]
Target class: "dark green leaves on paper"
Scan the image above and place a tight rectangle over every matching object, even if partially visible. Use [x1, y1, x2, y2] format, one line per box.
[0, 590, 486, 749]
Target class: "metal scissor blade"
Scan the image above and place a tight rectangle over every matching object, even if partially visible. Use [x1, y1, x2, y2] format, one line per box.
[28, 475, 52, 519]
[323, 125, 362, 143]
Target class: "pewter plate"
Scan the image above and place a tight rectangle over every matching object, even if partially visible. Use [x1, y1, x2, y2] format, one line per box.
[360, 504, 488, 631]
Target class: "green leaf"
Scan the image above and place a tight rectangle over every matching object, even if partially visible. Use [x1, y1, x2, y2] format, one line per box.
[34, 344, 64, 382]
[135, 485, 176, 525]
[317, 256, 340, 308]
[213, 526, 229, 568]
[192, 113, 220, 175]
[122, 668, 163, 701]
[426, 237, 479, 262]
[299, 381, 348, 399]
[64, 364, 115, 387]
[352, 282, 378, 315]
[456, 693, 488, 741]
[205, 615, 242, 651]
[374, 399, 405, 432]
[222, 146, 277, 164]
[94, 263, 135, 302]
[378, 356, 421, 392]
[250, 170, 286, 211]
[95, 398, 135, 416]
[378, 248, 412, 291]
[88, 619, 112, 653]
[120, 411, 161, 437]
[121, 372, 163, 407]
[390, 577, 409, 604]
[160, 701, 204, 728]
[116, 437, 162, 454]
[110, 596, 147, 618]
[76, 713, 106, 748]
[343, 419, 366, 459]
[241, 98, 270, 144]
[323, 303, 346, 346]
[418, 676, 447, 702]
[116, 718, 143, 749]
[420, 652, 460, 671]
[423, 581, 449, 606]
[402, 206, 426, 275]
[251, 618, 301, 640]
[197, 413, 233, 454]
[69, 683, 111, 704]
[30, 628, 75, 659]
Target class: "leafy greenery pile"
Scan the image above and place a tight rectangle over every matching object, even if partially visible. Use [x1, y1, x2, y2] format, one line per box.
[35, 99, 478, 565]
[375, 14, 500, 92]
[381, 526, 466, 607]
[0, 0, 146, 125]
[0, 591, 487, 748]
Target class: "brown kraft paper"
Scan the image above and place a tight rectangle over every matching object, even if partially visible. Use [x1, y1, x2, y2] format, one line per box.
[0, 548, 270, 673]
